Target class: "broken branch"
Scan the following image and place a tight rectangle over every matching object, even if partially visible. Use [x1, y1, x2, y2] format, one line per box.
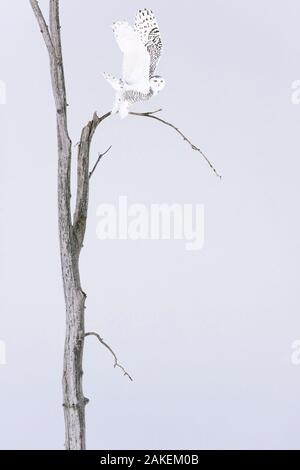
[89, 145, 112, 179]
[129, 109, 221, 178]
[85, 332, 133, 382]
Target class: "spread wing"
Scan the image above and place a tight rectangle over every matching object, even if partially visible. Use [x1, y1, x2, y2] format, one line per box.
[134, 9, 162, 78]
[112, 21, 150, 93]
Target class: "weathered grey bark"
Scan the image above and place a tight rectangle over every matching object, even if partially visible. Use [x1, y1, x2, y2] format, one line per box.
[62, 112, 110, 449]
[29, 0, 111, 449]
[30, 1, 129, 448]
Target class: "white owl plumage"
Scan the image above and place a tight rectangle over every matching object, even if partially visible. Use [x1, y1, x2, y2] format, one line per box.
[103, 9, 165, 118]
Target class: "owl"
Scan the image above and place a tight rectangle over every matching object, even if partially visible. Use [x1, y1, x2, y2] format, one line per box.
[103, 9, 165, 118]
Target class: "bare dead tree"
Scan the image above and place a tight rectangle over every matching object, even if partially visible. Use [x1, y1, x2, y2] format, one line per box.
[29, 0, 220, 450]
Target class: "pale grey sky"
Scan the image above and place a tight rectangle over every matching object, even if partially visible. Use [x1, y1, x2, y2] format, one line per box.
[1, 0, 300, 449]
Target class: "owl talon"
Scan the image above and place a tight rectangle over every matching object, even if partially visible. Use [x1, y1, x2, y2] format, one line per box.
[118, 102, 129, 119]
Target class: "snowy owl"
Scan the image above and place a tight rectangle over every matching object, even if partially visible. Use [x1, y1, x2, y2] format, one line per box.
[103, 9, 165, 119]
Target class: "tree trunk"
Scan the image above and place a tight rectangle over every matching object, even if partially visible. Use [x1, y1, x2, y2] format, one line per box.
[60, 113, 103, 449]
[29, 0, 93, 449]
[61, 116, 100, 449]
[58, 133, 87, 450]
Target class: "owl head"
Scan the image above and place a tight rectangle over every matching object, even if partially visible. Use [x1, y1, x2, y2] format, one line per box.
[150, 76, 166, 95]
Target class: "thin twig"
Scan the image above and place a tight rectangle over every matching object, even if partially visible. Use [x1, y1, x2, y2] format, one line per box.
[129, 109, 221, 179]
[140, 108, 163, 115]
[89, 145, 112, 179]
[85, 332, 133, 381]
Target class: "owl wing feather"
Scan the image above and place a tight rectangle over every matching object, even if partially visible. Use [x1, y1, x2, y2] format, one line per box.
[134, 9, 162, 78]
[112, 21, 150, 93]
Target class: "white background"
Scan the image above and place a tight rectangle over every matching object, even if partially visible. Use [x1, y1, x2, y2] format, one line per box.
[0, 0, 300, 449]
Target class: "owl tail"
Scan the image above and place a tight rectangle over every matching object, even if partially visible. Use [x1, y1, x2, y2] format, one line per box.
[102, 72, 123, 91]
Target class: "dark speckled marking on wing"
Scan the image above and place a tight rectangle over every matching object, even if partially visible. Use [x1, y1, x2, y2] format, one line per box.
[134, 9, 162, 78]
[122, 88, 154, 104]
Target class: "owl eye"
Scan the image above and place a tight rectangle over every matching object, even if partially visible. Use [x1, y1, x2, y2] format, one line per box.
[154, 79, 157, 82]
